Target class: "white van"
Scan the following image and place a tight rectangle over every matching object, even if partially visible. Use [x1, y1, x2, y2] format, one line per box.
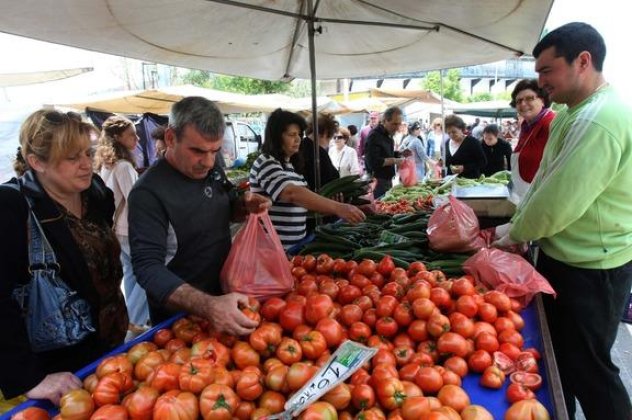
[221, 120, 261, 167]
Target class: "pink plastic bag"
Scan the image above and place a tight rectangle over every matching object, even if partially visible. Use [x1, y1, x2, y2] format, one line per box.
[220, 211, 294, 301]
[463, 248, 556, 306]
[426, 195, 486, 253]
[398, 158, 417, 187]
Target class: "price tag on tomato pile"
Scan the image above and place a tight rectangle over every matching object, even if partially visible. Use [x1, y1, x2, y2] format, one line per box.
[267, 340, 377, 419]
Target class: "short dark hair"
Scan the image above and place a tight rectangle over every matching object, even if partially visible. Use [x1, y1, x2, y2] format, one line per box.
[169, 96, 225, 140]
[262, 108, 307, 169]
[151, 125, 166, 141]
[306, 113, 338, 139]
[483, 124, 499, 136]
[444, 114, 466, 131]
[533, 22, 606, 72]
[347, 124, 358, 136]
[510, 79, 551, 108]
[383, 106, 402, 123]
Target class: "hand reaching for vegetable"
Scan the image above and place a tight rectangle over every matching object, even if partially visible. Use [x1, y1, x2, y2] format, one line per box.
[336, 203, 366, 224]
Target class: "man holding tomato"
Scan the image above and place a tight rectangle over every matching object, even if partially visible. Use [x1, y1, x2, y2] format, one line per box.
[128, 97, 271, 336]
[493, 23, 632, 419]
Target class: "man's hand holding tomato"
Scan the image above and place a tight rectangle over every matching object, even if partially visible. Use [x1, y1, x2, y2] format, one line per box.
[25, 372, 83, 406]
[206, 292, 259, 337]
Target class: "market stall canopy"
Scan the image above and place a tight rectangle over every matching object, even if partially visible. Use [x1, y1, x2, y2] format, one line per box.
[0, 67, 93, 87]
[0, 0, 553, 81]
[453, 100, 516, 118]
[57, 85, 334, 115]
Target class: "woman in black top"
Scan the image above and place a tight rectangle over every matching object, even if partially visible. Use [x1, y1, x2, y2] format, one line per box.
[444, 115, 487, 179]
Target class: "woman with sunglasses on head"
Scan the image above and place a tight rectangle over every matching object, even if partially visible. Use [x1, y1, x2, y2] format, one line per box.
[95, 116, 150, 333]
[329, 127, 360, 177]
[0, 110, 128, 406]
[509, 79, 555, 203]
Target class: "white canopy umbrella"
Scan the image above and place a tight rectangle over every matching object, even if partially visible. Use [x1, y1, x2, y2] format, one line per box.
[0, 0, 552, 188]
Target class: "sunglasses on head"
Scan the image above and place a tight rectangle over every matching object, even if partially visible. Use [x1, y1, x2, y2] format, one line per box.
[44, 111, 69, 124]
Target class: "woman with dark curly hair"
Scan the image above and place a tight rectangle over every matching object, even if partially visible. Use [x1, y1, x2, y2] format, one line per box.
[94, 116, 149, 329]
[249, 109, 365, 249]
[509, 79, 555, 203]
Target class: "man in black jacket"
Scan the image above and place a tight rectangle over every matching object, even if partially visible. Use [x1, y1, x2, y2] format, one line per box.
[481, 124, 512, 176]
[364, 107, 410, 198]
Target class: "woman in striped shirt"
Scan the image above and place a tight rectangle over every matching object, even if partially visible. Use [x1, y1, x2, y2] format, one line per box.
[250, 109, 365, 249]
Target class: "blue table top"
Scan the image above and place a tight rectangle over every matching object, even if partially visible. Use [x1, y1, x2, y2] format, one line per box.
[4, 302, 556, 419]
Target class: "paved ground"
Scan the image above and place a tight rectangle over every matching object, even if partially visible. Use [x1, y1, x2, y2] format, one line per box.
[574, 321, 632, 419]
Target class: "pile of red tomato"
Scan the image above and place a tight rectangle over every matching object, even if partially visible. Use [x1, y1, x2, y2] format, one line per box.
[12, 254, 551, 420]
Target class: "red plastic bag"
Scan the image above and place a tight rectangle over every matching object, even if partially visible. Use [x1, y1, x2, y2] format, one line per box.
[220, 211, 294, 301]
[426, 195, 486, 253]
[398, 158, 417, 187]
[463, 248, 556, 306]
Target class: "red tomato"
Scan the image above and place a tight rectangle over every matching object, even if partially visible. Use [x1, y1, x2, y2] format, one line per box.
[436, 332, 469, 358]
[258, 390, 286, 414]
[339, 304, 363, 327]
[190, 338, 230, 367]
[414, 367, 443, 394]
[146, 363, 181, 394]
[10, 407, 50, 420]
[96, 355, 133, 379]
[499, 342, 522, 361]
[411, 298, 436, 320]
[124, 386, 159, 419]
[260, 297, 287, 321]
[153, 328, 174, 348]
[475, 331, 500, 353]
[393, 303, 414, 327]
[504, 399, 550, 420]
[59, 389, 95, 420]
[401, 395, 431, 420]
[467, 349, 493, 373]
[338, 285, 363, 305]
[406, 320, 428, 343]
[382, 282, 405, 299]
[437, 384, 470, 412]
[406, 283, 431, 302]
[498, 329, 524, 349]
[354, 295, 374, 312]
[286, 363, 317, 391]
[509, 372, 543, 391]
[450, 277, 476, 297]
[315, 317, 344, 348]
[493, 351, 516, 374]
[393, 346, 414, 367]
[506, 310, 525, 330]
[89, 404, 128, 420]
[357, 259, 377, 277]
[506, 383, 536, 403]
[351, 383, 376, 410]
[322, 383, 352, 410]
[407, 261, 427, 277]
[279, 301, 305, 332]
[276, 337, 303, 364]
[483, 290, 512, 311]
[480, 365, 506, 389]
[300, 330, 328, 360]
[362, 308, 378, 328]
[455, 295, 479, 318]
[304, 294, 334, 325]
[348, 322, 372, 343]
[375, 377, 407, 411]
[443, 356, 468, 378]
[460, 405, 494, 420]
[376, 295, 398, 318]
[376, 255, 396, 277]
[426, 313, 451, 338]
[350, 273, 372, 289]
[236, 370, 264, 401]
[477, 302, 498, 323]
[429, 287, 452, 309]
[198, 385, 236, 420]
[375, 317, 399, 337]
[515, 352, 539, 373]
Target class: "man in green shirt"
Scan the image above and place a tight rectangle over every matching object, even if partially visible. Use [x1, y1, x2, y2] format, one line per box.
[495, 23, 632, 419]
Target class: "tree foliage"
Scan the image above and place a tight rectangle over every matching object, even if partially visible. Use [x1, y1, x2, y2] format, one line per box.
[180, 69, 290, 95]
[421, 69, 463, 102]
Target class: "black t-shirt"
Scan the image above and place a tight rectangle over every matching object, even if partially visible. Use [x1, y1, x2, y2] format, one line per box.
[294, 137, 339, 191]
[481, 138, 512, 176]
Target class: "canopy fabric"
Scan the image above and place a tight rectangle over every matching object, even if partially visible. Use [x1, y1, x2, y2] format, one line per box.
[0, 67, 93, 87]
[0, 0, 552, 81]
[453, 100, 516, 118]
[56, 85, 334, 115]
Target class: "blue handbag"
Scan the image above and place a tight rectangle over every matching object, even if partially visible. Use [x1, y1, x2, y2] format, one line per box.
[5, 183, 95, 352]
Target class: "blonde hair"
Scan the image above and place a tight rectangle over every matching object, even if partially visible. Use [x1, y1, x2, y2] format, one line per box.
[337, 126, 351, 140]
[94, 115, 136, 170]
[431, 117, 444, 129]
[18, 110, 94, 169]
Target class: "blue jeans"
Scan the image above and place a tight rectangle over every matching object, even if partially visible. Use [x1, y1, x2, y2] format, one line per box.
[118, 235, 150, 326]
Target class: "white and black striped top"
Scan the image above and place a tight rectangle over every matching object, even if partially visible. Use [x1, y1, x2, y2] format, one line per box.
[249, 154, 308, 249]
